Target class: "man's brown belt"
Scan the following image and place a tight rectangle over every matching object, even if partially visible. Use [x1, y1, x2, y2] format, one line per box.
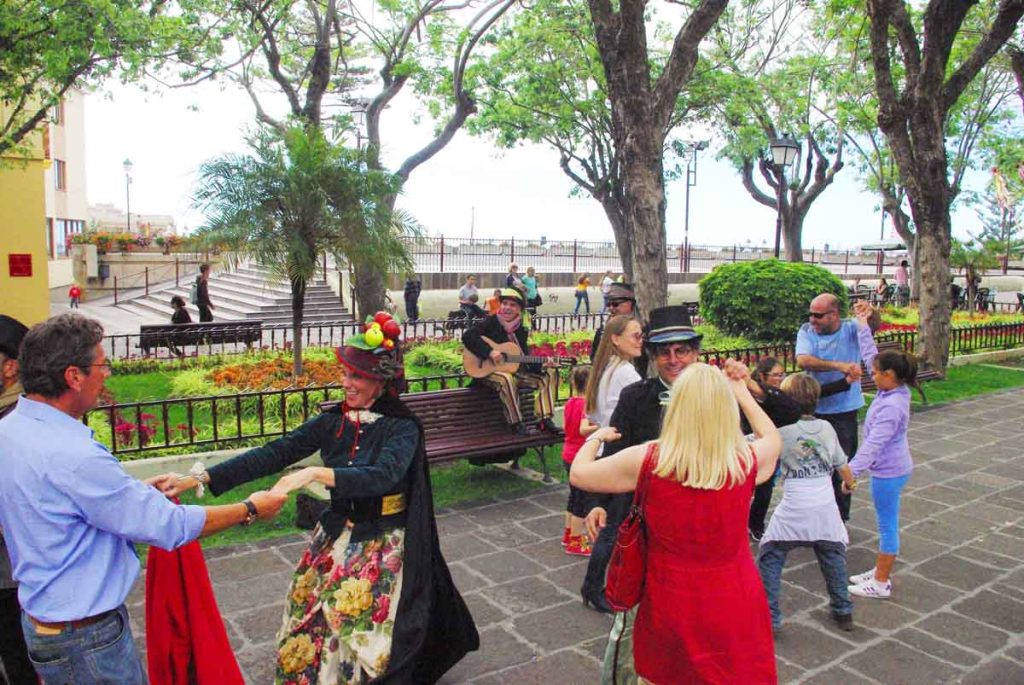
[28, 609, 116, 635]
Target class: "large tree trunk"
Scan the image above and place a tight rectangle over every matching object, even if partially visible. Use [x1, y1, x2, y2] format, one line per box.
[351, 193, 397, 320]
[783, 202, 805, 262]
[600, 196, 634, 280]
[622, 133, 669, 319]
[915, 226, 952, 371]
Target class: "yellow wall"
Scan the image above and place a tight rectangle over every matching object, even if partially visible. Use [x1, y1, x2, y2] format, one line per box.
[0, 158, 50, 325]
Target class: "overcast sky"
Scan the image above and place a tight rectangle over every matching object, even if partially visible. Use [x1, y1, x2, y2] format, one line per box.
[83, 79, 988, 251]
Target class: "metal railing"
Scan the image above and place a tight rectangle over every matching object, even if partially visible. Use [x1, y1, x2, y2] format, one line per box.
[399, 235, 1013, 276]
[91, 319, 1024, 456]
[104, 313, 607, 361]
[111, 256, 210, 304]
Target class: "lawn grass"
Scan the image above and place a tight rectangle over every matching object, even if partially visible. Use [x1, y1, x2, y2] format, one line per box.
[858, 361, 1024, 420]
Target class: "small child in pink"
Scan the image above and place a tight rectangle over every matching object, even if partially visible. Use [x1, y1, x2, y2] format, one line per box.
[562, 366, 597, 555]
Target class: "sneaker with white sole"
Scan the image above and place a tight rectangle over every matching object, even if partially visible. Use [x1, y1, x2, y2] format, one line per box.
[849, 578, 891, 599]
[849, 568, 877, 585]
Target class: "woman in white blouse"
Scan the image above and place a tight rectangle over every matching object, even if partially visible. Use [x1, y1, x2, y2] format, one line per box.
[584, 314, 645, 431]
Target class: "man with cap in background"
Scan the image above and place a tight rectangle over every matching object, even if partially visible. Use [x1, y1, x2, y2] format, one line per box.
[0, 314, 34, 685]
[462, 288, 558, 432]
[577, 306, 702, 683]
[592, 282, 647, 376]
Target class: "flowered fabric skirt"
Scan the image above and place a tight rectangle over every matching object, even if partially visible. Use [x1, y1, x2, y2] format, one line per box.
[275, 524, 405, 685]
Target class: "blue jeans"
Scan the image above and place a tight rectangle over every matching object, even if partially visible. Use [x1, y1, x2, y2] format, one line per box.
[872, 473, 910, 554]
[574, 291, 589, 314]
[758, 540, 851, 627]
[20, 604, 147, 684]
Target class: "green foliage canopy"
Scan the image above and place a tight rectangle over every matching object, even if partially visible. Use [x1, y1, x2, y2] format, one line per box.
[698, 259, 847, 342]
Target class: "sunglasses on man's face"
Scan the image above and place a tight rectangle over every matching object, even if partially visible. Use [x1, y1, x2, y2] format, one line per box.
[608, 299, 631, 307]
[808, 310, 833, 319]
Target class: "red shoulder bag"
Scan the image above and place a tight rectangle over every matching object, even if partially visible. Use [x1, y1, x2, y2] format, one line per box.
[605, 444, 658, 612]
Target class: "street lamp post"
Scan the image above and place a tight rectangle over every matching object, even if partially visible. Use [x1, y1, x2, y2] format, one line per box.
[769, 135, 800, 259]
[123, 158, 133, 232]
[682, 140, 709, 272]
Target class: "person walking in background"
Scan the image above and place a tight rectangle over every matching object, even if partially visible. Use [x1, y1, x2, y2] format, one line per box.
[0, 315, 35, 685]
[600, 270, 614, 313]
[505, 263, 526, 300]
[757, 372, 857, 633]
[574, 273, 591, 315]
[572, 360, 781, 684]
[523, 266, 541, 317]
[847, 349, 919, 600]
[195, 263, 215, 322]
[895, 260, 910, 306]
[403, 273, 422, 321]
[68, 283, 82, 309]
[561, 366, 598, 556]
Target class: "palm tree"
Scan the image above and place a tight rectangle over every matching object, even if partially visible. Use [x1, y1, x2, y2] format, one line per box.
[193, 125, 417, 375]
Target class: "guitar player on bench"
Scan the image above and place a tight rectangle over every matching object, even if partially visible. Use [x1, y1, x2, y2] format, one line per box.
[462, 288, 559, 434]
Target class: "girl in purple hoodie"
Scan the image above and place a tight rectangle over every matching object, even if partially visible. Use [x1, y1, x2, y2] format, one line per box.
[846, 349, 919, 599]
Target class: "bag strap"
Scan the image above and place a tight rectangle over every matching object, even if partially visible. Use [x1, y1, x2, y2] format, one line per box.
[633, 443, 659, 510]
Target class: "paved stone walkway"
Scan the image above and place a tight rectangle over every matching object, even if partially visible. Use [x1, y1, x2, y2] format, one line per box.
[127, 386, 1024, 683]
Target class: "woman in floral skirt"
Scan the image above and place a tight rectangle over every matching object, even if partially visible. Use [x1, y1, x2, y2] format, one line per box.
[166, 326, 478, 684]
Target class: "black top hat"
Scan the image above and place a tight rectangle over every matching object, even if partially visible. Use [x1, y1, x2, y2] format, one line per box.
[646, 305, 701, 345]
[0, 315, 28, 360]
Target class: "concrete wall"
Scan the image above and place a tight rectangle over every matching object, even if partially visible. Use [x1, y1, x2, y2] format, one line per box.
[0, 148, 51, 326]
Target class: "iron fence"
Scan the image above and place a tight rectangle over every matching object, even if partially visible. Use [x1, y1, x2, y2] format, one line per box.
[104, 313, 607, 362]
[400, 236, 928, 275]
[91, 320, 1024, 457]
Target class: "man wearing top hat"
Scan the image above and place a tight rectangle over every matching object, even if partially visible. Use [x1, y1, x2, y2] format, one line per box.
[592, 282, 648, 376]
[0, 314, 34, 684]
[579, 306, 703, 682]
[462, 288, 559, 432]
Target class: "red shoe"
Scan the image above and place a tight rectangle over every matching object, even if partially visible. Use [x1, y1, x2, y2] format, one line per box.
[565, 535, 592, 557]
[561, 527, 571, 547]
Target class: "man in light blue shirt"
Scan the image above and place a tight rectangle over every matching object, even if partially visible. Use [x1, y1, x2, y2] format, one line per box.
[796, 294, 876, 521]
[0, 313, 286, 684]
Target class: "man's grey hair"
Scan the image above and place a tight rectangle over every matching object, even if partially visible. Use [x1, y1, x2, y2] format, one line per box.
[19, 313, 105, 398]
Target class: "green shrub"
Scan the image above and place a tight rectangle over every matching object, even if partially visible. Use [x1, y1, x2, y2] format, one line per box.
[403, 342, 463, 372]
[699, 259, 847, 342]
[169, 369, 220, 398]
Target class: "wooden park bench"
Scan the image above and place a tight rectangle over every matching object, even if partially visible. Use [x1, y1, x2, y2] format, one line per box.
[138, 321, 263, 355]
[859, 339, 940, 394]
[320, 384, 564, 481]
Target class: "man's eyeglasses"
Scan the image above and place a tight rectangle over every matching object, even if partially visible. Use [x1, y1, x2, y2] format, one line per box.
[767, 371, 786, 379]
[608, 299, 631, 307]
[81, 361, 113, 373]
[653, 345, 696, 359]
[808, 311, 834, 319]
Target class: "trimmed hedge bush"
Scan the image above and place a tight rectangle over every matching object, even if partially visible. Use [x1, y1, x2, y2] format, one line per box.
[699, 259, 847, 342]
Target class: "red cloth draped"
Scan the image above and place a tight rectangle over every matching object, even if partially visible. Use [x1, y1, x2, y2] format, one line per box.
[145, 538, 245, 685]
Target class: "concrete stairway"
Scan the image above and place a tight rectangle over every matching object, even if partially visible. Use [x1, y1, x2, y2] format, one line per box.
[115, 264, 352, 324]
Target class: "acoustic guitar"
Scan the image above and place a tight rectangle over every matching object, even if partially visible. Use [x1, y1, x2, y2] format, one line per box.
[462, 336, 574, 379]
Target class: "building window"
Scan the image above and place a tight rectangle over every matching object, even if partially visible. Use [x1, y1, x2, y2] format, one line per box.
[45, 218, 54, 259]
[50, 100, 64, 126]
[52, 219, 84, 258]
[54, 159, 67, 190]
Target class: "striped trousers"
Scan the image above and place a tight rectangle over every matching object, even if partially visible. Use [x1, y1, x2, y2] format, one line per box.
[480, 367, 558, 424]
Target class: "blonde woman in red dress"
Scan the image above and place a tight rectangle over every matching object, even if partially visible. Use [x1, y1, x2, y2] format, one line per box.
[571, 360, 781, 684]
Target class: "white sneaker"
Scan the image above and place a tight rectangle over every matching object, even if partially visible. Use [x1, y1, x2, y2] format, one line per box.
[849, 578, 892, 599]
[849, 568, 877, 585]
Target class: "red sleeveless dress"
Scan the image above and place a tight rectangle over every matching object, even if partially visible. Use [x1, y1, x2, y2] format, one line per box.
[633, 451, 776, 684]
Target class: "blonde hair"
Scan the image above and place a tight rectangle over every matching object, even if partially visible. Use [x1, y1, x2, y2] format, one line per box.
[780, 372, 820, 415]
[584, 315, 639, 415]
[655, 363, 753, 489]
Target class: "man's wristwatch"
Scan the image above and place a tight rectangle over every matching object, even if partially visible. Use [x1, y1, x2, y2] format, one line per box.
[241, 499, 259, 526]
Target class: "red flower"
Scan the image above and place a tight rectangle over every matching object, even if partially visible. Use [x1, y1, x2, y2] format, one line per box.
[359, 561, 381, 585]
[372, 595, 390, 623]
[383, 553, 402, 574]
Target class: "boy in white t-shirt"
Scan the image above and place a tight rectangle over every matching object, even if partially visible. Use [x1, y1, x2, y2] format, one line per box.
[757, 373, 858, 632]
